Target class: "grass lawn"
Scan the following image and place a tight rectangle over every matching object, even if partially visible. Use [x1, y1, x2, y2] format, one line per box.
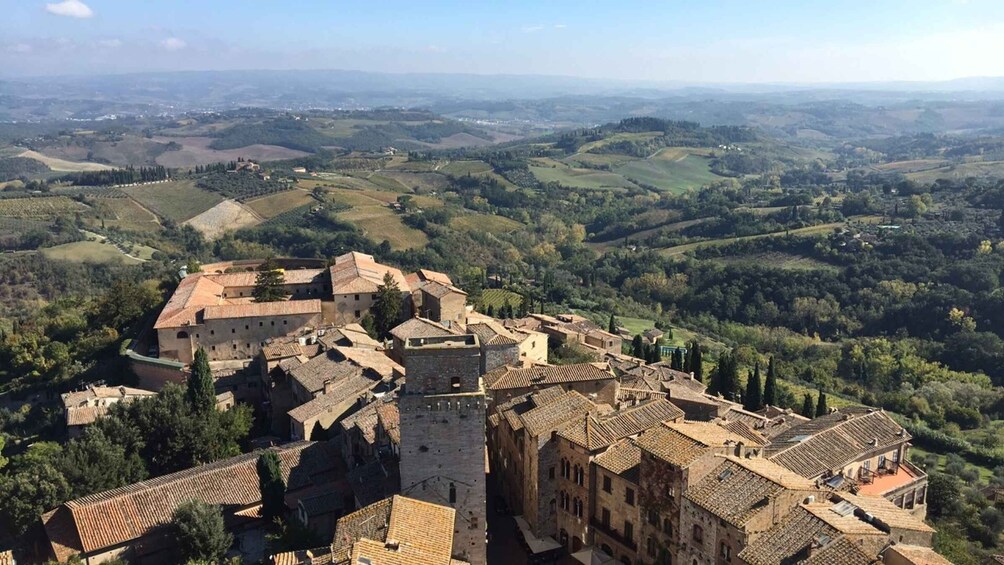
[41, 240, 143, 265]
[122, 180, 222, 222]
[450, 213, 523, 234]
[246, 189, 316, 219]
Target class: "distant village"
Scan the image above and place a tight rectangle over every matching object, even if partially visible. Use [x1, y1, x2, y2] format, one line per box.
[42, 252, 943, 565]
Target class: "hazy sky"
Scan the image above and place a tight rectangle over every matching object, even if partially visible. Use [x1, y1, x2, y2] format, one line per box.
[4, 0, 1004, 83]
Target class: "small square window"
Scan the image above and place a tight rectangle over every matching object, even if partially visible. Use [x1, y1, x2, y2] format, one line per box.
[603, 476, 612, 493]
[354, 294, 360, 301]
[231, 328, 235, 333]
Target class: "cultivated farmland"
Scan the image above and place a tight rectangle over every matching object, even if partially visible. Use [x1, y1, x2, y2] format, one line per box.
[122, 180, 223, 222]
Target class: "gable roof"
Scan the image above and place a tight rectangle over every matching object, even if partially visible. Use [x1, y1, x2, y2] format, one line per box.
[330, 252, 410, 295]
[43, 442, 337, 561]
[485, 363, 614, 391]
[421, 280, 468, 299]
[738, 503, 884, 565]
[832, 492, 934, 534]
[389, 317, 457, 341]
[558, 398, 684, 451]
[289, 350, 365, 395]
[636, 421, 763, 468]
[331, 495, 456, 565]
[467, 320, 520, 347]
[882, 544, 954, 565]
[153, 274, 225, 329]
[685, 457, 817, 528]
[767, 408, 909, 479]
[594, 438, 642, 482]
[519, 390, 595, 438]
[802, 536, 878, 565]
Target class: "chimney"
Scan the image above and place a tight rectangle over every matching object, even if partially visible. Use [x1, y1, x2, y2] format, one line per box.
[323, 379, 335, 394]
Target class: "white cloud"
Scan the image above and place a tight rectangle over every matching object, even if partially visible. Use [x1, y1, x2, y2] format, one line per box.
[10, 43, 33, 54]
[97, 39, 122, 49]
[554, 24, 567, 29]
[44, 0, 94, 19]
[160, 37, 187, 51]
[521, 25, 544, 33]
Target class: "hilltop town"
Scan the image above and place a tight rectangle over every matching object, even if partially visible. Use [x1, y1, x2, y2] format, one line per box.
[23, 252, 948, 565]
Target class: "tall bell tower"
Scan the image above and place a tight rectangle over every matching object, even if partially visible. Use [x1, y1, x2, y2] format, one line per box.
[398, 334, 487, 565]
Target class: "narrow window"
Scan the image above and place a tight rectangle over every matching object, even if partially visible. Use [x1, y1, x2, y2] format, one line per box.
[624, 520, 633, 543]
[625, 487, 635, 506]
[603, 475, 612, 493]
[449, 483, 456, 504]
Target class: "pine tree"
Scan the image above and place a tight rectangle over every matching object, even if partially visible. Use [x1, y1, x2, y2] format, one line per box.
[690, 341, 704, 382]
[187, 348, 215, 413]
[608, 313, 617, 334]
[632, 335, 644, 359]
[257, 451, 287, 525]
[763, 356, 778, 407]
[253, 258, 287, 303]
[744, 361, 763, 411]
[373, 272, 403, 339]
[171, 500, 232, 563]
[815, 391, 829, 417]
[801, 393, 815, 418]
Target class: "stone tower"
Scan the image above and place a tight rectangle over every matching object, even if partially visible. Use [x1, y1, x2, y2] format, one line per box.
[399, 334, 487, 565]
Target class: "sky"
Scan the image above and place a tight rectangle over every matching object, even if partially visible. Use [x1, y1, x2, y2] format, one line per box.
[4, 0, 1004, 84]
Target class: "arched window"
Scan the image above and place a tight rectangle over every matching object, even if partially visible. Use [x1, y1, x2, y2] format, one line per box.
[176, 331, 189, 339]
[549, 498, 556, 513]
[449, 483, 456, 504]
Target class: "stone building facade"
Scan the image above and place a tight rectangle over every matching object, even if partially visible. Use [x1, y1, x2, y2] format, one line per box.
[398, 335, 487, 565]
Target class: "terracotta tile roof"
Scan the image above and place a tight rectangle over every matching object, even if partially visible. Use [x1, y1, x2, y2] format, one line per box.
[421, 280, 468, 299]
[290, 351, 365, 395]
[467, 320, 520, 347]
[330, 252, 410, 295]
[153, 274, 225, 329]
[416, 269, 453, 286]
[263, 342, 305, 360]
[485, 362, 614, 391]
[375, 402, 400, 445]
[203, 299, 321, 320]
[272, 546, 333, 565]
[333, 346, 403, 381]
[833, 493, 934, 533]
[389, 317, 457, 341]
[319, 324, 382, 350]
[685, 457, 817, 528]
[288, 375, 380, 423]
[558, 398, 684, 450]
[43, 441, 337, 560]
[719, 420, 769, 446]
[883, 544, 954, 565]
[333, 495, 455, 565]
[332, 497, 393, 563]
[737, 505, 847, 565]
[636, 421, 762, 467]
[767, 408, 909, 479]
[594, 438, 641, 482]
[721, 405, 770, 428]
[519, 390, 595, 438]
[208, 268, 325, 288]
[802, 502, 889, 536]
[340, 401, 381, 444]
[62, 385, 156, 427]
[346, 460, 399, 509]
[802, 536, 878, 565]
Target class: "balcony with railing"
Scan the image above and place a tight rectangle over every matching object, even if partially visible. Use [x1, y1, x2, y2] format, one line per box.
[856, 458, 927, 500]
[590, 517, 638, 552]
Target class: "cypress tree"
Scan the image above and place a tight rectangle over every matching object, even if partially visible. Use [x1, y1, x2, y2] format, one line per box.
[744, 361, 763, 411]
[815, 391, 829, 417]
[690, 341, 704, 382]
[373, 272, 403, 339]
[671, 348, 684, 371]
[801, 393, 815, 418]
[608, 313, 617, 334]
[187, 347, 215, 413]
[632, 335, 644, 359]
[763, 356, 778, 407]
[257, 451, 286, 525]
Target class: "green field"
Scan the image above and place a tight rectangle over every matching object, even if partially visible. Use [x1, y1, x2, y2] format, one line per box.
[450, 213, 523, 234]
[658, 222, 855, 257]
[530, 159, 639, 190]
[440, 160, 493, 176]
[705, 252, 842, 273]
[41, 240, 143, 265]
[614, 150, 724, 193]
[339, 206, 428, 250]
[246, 189, 317, 219]
[122, 180, 222, 222]
[904, 160, 1004, 184]
[84, 198, 161, 232]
